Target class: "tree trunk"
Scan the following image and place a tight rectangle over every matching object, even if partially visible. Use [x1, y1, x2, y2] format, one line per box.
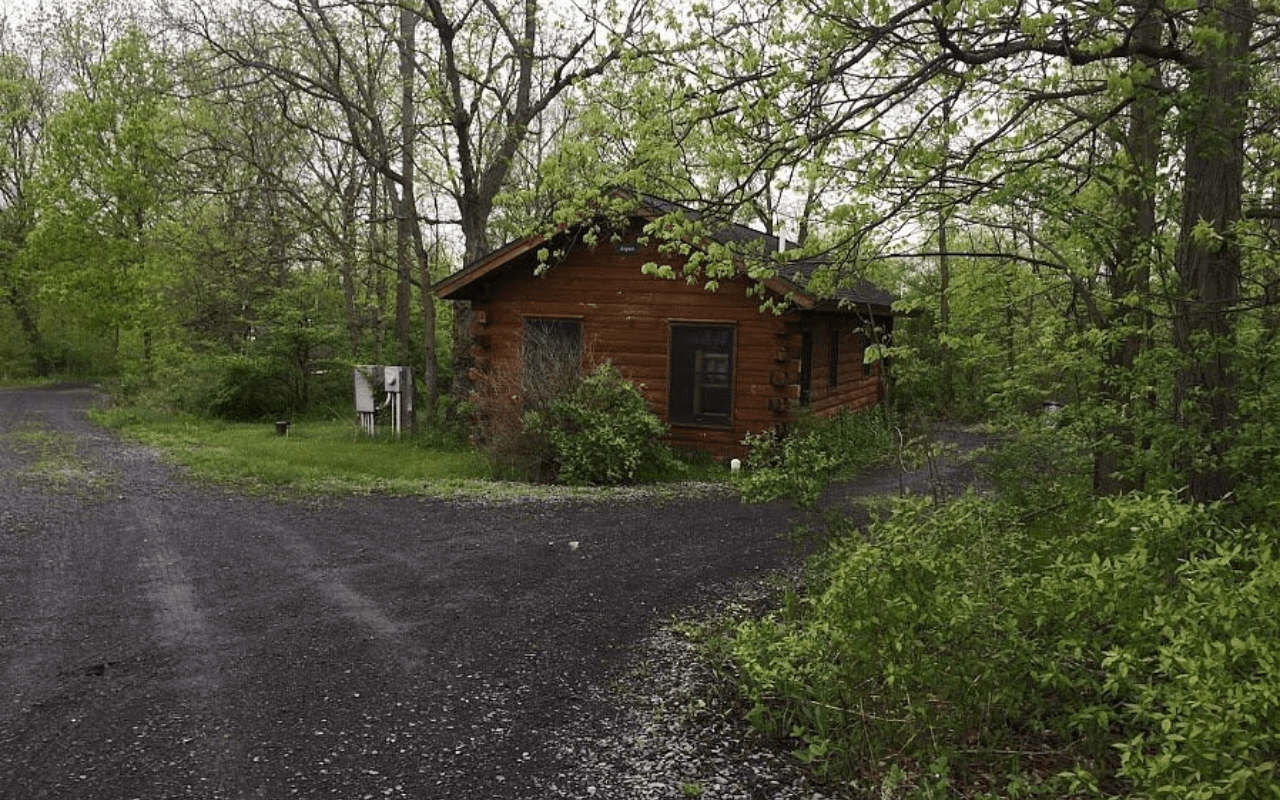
[419, 236, 440, 421]
[369, 175, 388, 361]
[1095, 4, 1161, 496]
[394, 5, 421, 427]
[448, 199, 494, 412]
[337, 164, 363, 358]
[5, 284, 49, 375]
[1171, 0, 1253, 503]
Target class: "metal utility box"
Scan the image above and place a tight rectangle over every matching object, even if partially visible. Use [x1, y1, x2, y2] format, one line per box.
[354, 366, 378, 414]
[353, 365, 413, 436]
[383, 366, 402, 393]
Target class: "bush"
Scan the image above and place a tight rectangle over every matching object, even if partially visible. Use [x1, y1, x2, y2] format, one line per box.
[521, 362, 676, 485]
[979, 416, 1093, 509]
[185, 353, 298, 421]
[728, 488, 1280, 798]
[737, 408, 895, 507]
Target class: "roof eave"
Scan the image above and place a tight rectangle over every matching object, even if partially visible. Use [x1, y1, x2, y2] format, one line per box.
[434, 232, 552, 300]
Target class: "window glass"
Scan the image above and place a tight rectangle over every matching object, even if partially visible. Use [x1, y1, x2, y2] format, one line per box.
[829, 329, 841, 387]
[523, 318, 582, 408]
[669, 324, 735, 426]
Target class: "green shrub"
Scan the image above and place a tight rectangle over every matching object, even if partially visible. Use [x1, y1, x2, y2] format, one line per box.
[732, 494, 1048, 790]
[979, 416, 1093, 509]
[1035, 498, 1280, 800]
[197, 353, 300, 421]
[521, 362, 676, 485]
[737, 408, 895, 507]
[728, 489, 1280, 798]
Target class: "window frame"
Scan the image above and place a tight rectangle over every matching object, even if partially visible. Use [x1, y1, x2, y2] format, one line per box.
[667, 322, 737, 428]
[829, 329, 841, 388]
[521, 316, 584, 408]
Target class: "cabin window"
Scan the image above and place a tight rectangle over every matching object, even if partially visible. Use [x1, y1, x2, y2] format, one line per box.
[829, 330, 841, 387]
[668, 324, 735, 426]
[799, 330, 813, 405]
[522, 317, 582, 408]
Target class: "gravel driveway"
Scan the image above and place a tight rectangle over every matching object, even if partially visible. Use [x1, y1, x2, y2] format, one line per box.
[0, 386, 863, 800]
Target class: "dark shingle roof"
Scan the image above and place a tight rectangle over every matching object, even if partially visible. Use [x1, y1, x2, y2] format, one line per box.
[436, 191, 898, 314]
[636, 192, 896, 313]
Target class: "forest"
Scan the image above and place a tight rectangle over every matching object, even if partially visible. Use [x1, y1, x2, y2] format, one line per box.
[3, 0, 1280, 795]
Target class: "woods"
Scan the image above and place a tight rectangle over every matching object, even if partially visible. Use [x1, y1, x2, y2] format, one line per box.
[4, 0, 1280, 795]
[3, 0, 1275, 497]
[7, 0, 1271, 503]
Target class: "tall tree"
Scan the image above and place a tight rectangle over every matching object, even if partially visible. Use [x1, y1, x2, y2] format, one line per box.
[0, 16, 52, 372]
[648, 0, 1279, 503]
[166, 0, 653, 416]
[1170, 0, 1255, 502]
[31, 18, 181, 369]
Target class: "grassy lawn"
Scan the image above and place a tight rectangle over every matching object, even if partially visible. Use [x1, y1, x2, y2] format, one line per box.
[92, 407, 496, 496]
[91, 407, 730, 500]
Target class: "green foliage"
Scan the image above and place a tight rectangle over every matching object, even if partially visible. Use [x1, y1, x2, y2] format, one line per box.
[979, 417, 1093, 509]
[521, 362, 676, 486]
[196, 353, 305, 422]
[728, 483, 1280, 798]
[737, 408, 895, 507]
[149, 344, 347, 424]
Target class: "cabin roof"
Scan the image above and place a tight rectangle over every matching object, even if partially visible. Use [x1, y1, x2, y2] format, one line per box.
[434, 193, 897, 316]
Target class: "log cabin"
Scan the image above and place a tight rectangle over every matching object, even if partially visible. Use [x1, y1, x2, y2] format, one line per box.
[434, 195, 899, 460]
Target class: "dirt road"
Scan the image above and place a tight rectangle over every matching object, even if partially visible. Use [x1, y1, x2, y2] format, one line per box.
[0, 386, 809, 799]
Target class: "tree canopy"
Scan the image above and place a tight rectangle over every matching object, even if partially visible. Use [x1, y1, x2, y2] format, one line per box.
[0, 0, 1276, 503]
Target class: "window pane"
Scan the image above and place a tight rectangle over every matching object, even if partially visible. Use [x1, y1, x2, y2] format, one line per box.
[829, 330, 840, 387]
[523, 318, 582, 408]
[669, 324, 734, 425]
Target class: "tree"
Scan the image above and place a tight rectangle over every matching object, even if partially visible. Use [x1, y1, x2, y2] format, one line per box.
[0, 15, 52, 373]
[30, 16, 182, 372]
[165, 0, 655, 419]
[644, 0, 1279, 503]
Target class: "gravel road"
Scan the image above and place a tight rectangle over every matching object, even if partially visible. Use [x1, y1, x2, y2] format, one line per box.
[0, 386, 851, 800]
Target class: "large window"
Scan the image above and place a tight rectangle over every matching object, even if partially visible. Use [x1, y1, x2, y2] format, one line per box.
[668, 324, 735, 426]
[523, 318, 582, 408]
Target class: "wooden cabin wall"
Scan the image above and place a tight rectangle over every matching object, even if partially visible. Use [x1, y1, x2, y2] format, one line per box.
[803, 314, 887, 418]
[465, 237, 793, 459]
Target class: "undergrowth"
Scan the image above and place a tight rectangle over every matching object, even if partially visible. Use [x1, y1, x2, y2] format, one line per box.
[480, 359, 683, 486]
[725, 425, 1280, 798]
[521, 362, 679, 485]
[737, 407, 897, 507]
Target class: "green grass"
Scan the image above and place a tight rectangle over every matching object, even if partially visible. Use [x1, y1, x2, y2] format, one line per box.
[91, 406, 732, 500]
[92, 407, 492, 496]
[1, 423, 112, 495]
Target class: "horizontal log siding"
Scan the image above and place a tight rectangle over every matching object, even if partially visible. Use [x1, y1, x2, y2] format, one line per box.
[467, 241, 791, 458]
[804, 314, 885, 418]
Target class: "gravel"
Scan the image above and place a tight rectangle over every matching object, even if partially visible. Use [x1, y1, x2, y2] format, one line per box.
[1, 385, 983, 800]
[546, 598, 843, 800]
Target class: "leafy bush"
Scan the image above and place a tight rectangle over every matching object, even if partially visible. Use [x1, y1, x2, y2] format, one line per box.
[521, 362, 676, 485]
[979, 415, 1093, 509]
[198, 353, 300, 421]
[728, 488, 1280, 798]
[737, 408, 895, 507]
